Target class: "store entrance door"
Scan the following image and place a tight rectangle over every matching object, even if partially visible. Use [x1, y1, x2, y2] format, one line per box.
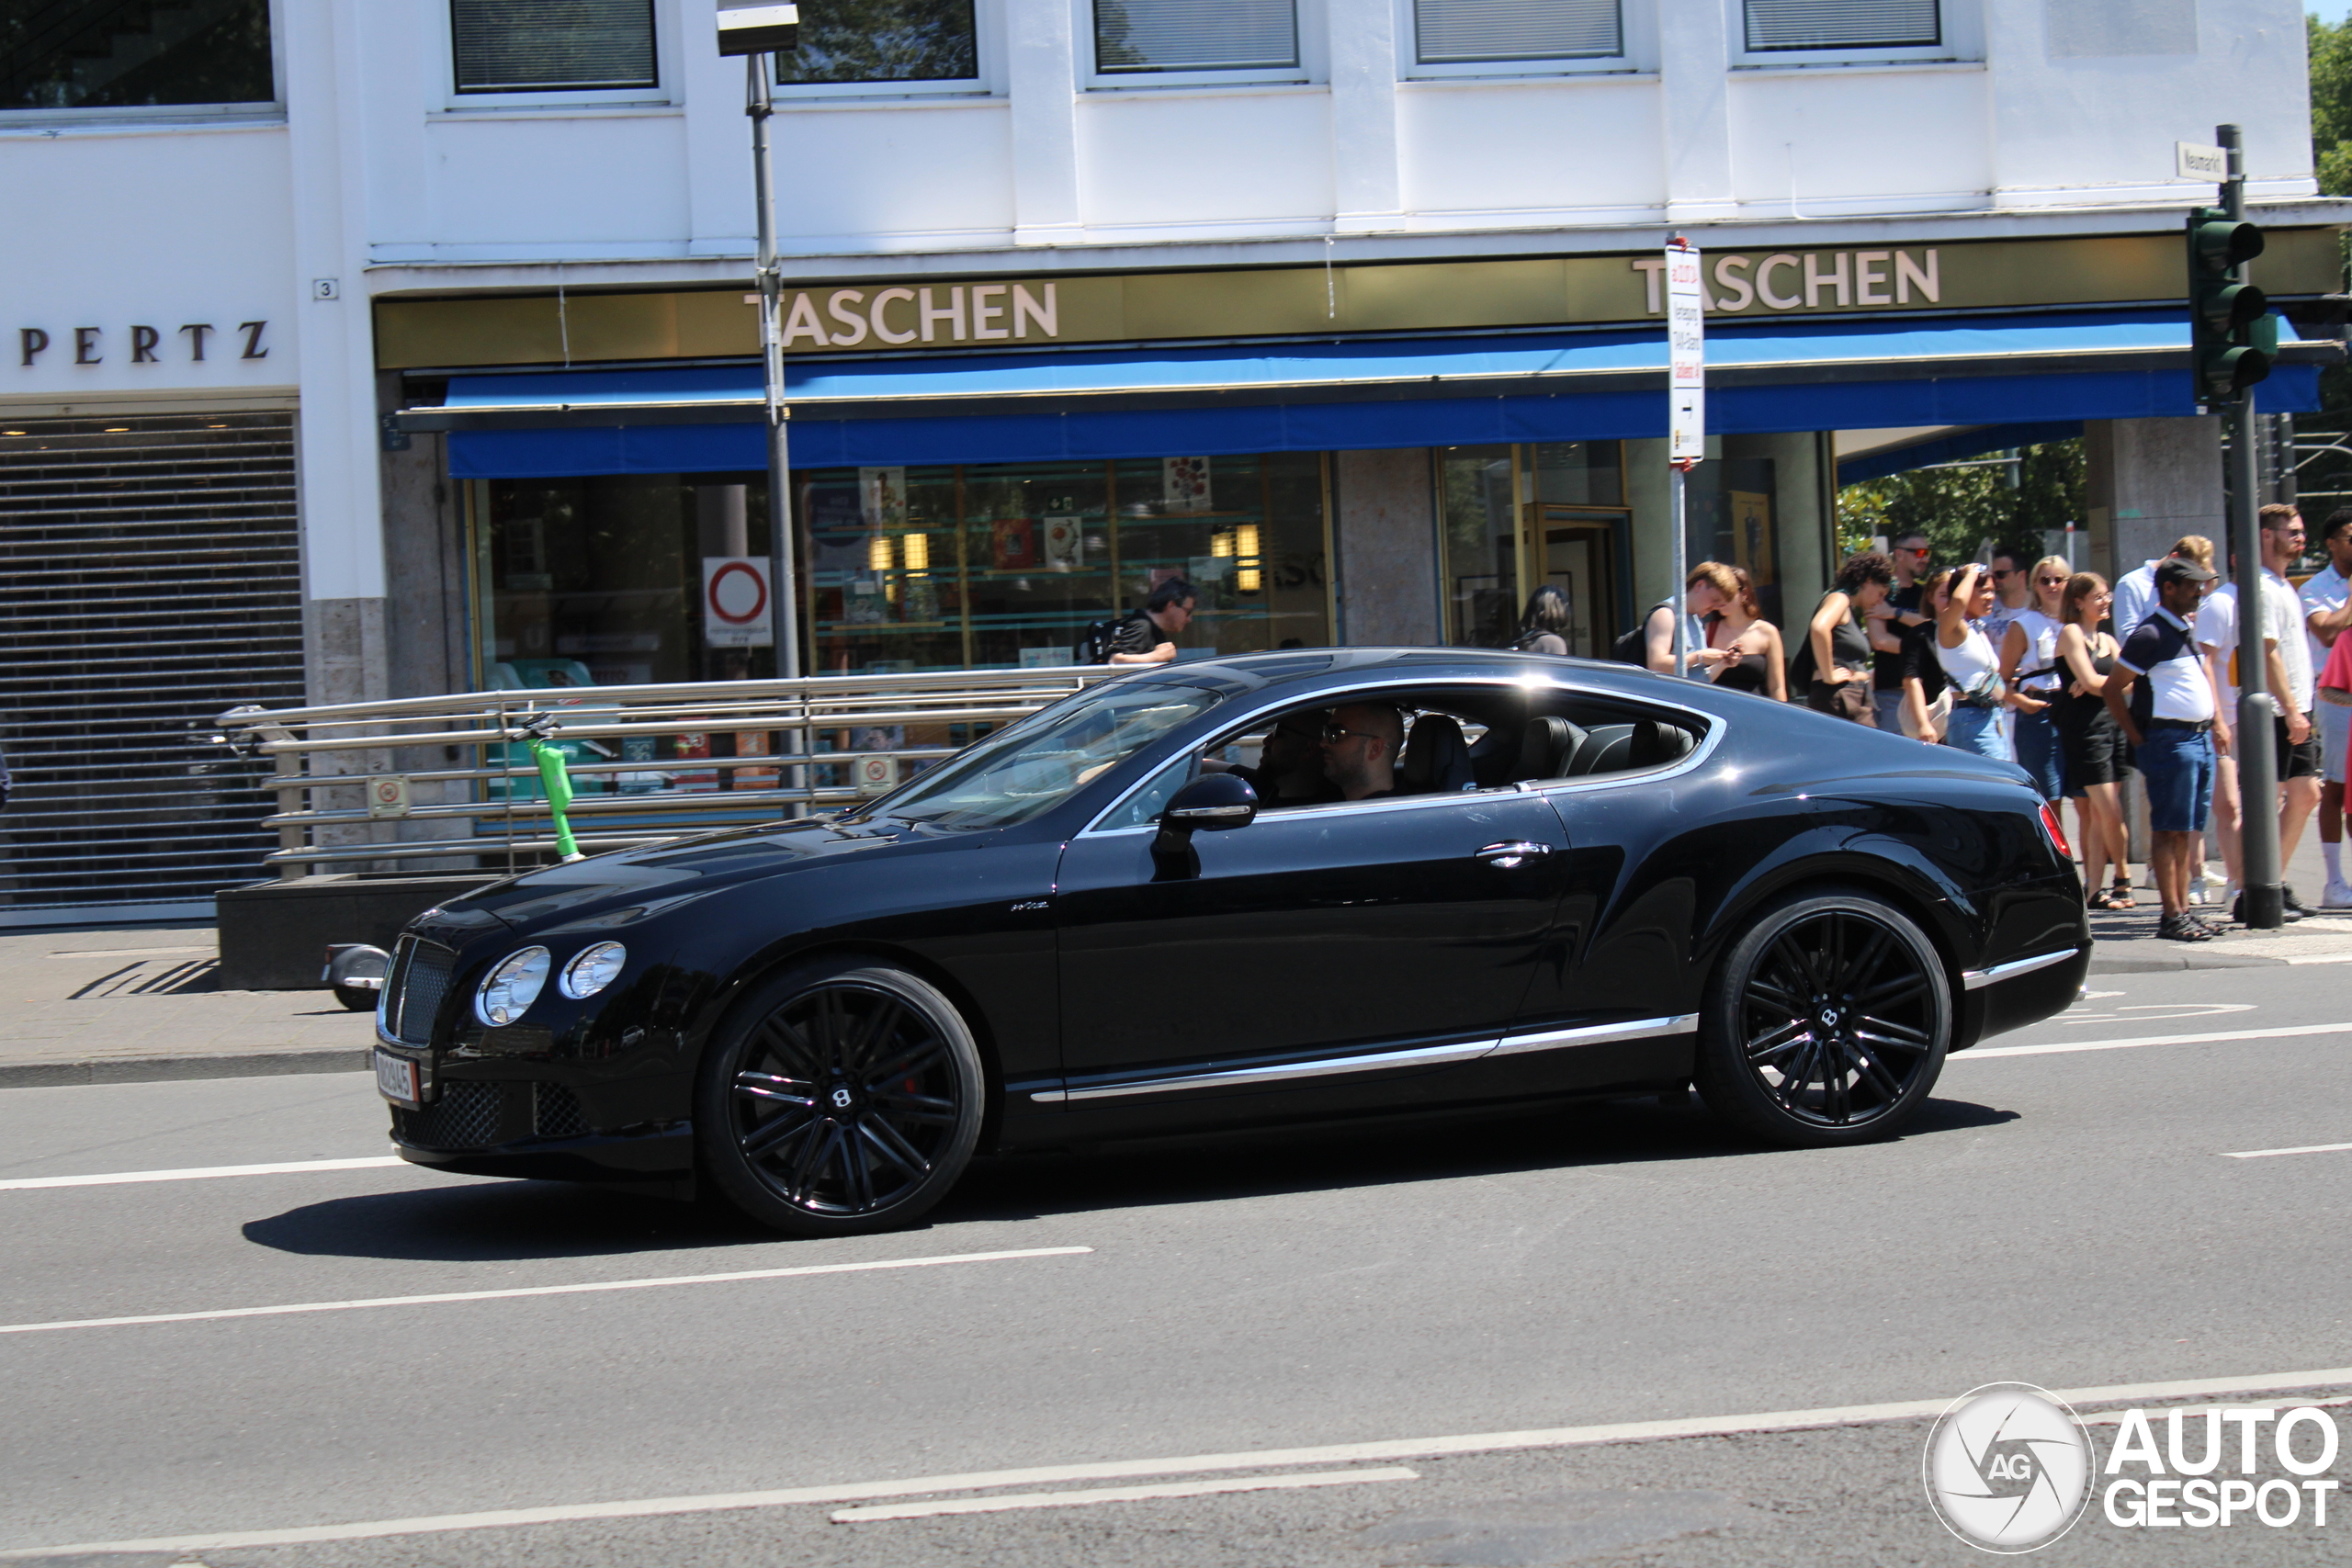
[1533, 509, 1630, 660]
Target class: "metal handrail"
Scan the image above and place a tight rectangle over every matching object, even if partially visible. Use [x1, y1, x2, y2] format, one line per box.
[217, 665, 1119, 877]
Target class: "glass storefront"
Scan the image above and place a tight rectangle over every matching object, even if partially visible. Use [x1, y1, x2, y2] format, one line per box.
[470, 452, 1333, 682]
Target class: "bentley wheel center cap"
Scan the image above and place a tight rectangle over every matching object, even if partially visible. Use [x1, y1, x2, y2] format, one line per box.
[831, 1086, 854, 1111]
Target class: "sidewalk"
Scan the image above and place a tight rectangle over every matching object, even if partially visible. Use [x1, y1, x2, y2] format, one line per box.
[0, 923, 373, 1088]
[5, 862, 2350, 1087]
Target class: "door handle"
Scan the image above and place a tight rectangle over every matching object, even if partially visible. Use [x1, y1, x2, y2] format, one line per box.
[1476, 840, 1554, 868]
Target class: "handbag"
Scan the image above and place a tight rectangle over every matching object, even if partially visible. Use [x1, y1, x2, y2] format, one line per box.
[1807, 674, 1874, 725]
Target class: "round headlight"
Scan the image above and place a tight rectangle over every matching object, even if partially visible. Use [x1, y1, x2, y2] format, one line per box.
[559, 941, 628, 1000]
[474, 946, 549, 1027]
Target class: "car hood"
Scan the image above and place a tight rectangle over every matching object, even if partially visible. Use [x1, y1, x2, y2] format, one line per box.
[433, 819, 926, 937]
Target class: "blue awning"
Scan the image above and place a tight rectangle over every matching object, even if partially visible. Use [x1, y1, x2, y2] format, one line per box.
[422, 309, 2327, 479]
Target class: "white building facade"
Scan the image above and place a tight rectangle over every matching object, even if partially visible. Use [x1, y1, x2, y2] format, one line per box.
[0, 0, 2342, 918]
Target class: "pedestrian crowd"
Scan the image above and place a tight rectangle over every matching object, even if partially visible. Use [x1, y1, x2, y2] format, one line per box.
[1621, 509, 2352, 943]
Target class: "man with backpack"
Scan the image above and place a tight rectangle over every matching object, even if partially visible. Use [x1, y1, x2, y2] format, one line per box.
[1084, 577, 1198, 665]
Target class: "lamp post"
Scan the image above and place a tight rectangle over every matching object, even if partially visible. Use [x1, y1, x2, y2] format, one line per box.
[718, 4, 802, 681]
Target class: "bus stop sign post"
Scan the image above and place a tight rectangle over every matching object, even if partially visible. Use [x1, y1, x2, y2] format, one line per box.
[1667, 236, 1706, 681]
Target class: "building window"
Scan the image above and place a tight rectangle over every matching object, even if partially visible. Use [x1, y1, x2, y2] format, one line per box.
[0, 0, 275, 112]
[1093, 0, 1298, 74]
[1743, 0, 1939, 52]
[451, 0, 657, 94]
[1414, 0, 1621, 64]
[774, 0, 978, 85]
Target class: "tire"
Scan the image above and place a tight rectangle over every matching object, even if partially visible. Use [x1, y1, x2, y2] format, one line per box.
[1691, 888, 1951, 1147]
[695, 955, 986, 1237]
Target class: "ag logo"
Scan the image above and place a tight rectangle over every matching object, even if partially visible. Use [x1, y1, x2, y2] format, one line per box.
[1924, 1382, 2094, 1552]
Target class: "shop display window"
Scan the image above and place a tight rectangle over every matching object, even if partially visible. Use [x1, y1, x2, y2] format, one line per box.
[1442, 441, 1633, 658]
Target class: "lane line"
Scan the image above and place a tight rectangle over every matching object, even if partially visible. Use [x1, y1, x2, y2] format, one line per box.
[16, 1364, 2352, 1556]
[2220, 1142, 2352, 1159]
[0, 1247, 1091, 1337]
[831, 1467, 1419, 1523]
[1961, 1022, 2352, 1059]
[0, 1156, 404, 1191]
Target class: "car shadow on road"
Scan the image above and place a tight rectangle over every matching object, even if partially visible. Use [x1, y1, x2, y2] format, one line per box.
[241, 1180, 775, 1263]
[237, 1095, 2019, 1262]
[930, 1093, 2023, 1227]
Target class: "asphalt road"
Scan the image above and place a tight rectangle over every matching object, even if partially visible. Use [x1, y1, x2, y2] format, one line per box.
[4, 962, 2350, 1566]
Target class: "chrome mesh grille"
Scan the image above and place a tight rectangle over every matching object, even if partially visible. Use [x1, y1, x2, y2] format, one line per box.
[389, 938, 457, 1045]
[396, 1080, 507, 1149]
[533, 1082, 589, 1139]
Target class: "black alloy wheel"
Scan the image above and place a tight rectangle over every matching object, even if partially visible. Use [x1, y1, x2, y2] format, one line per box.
[1694, 889, 1951, 1146]
[696, 957, 985, 1236]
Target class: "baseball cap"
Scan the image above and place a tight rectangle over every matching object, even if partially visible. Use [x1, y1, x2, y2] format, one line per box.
[2155, 558, 2219, 588]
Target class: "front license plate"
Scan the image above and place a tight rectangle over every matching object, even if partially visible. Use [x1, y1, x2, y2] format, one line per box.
[374, 1049, 421, 1106]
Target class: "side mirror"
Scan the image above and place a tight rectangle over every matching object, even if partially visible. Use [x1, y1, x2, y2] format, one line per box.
[1159, 772, 1258, 833]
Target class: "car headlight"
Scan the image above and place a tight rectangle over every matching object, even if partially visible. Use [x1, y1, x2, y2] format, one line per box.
[559, 941, 627, 1000]
[474, 946, 550, 1026]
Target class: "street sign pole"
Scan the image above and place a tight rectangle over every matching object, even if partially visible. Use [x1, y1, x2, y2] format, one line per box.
[1666, 237, 1705, 679]
[2218, 124, 2283, 929]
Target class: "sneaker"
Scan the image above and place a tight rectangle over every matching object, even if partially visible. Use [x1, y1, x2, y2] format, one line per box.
[2233, 890, 2306, 925]
[2158, 912, 2214, 942]
[2285, 886, 2314, 919]
[2324, 878, 2352, 911]
[2189, 870, 2216, 906]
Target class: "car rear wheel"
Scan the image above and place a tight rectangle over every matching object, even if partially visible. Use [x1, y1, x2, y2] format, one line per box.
[696, 956, 985, 1237]
[1693, 889, 1951, 1147]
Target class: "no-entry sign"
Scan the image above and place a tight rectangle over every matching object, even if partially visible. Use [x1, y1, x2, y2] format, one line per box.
[703, 557, 774, 648]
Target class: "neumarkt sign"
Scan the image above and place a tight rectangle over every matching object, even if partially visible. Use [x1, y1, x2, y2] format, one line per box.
[374, 228, 2343, 369]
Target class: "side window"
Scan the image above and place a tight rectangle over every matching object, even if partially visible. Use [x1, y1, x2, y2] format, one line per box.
[1523, 700, 1702, 784]
[1099, 755, 1196, 830]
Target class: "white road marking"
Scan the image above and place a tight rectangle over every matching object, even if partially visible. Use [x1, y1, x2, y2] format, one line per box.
[15, 1364, 2352, 1556]
[1961, 1022, 2352, 1059]
[2220, 1142, 2352, 1159]
[45, 945, 215, 960]
[0, 1156, 404, 1191]
[0, 1247, 1091, 1337]
[830, 1467, 1419, 1523]
[2282, 951, 2352, 965]
[2059, 1002, 2254, 1025]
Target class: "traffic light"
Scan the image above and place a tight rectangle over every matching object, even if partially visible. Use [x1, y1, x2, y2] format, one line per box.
[2188, 208, 2274, 403]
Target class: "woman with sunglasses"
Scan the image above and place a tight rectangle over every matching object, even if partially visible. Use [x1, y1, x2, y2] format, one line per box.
[2053, 572, 2133, 909]
[1998, 555, 2073, 803]
[1933, 562, 2018, 761]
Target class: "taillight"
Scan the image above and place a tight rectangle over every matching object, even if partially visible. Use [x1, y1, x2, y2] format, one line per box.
[2039, 801, 2074, 862]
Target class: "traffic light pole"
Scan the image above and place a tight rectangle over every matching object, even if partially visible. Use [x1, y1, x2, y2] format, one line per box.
[2220, 124, 2284, 930]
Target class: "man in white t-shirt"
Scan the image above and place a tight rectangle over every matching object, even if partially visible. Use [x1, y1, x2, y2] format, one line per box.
[2200, 510, 2320, 920]
[2114, 535, 2216, 641]
[2300, 508, 2352, 907]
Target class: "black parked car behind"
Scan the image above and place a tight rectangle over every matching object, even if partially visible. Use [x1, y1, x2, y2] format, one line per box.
[371, 649, 2089, 1235]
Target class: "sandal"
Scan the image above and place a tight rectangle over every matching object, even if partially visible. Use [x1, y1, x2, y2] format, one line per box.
[2088, 885, 2133, 911]
[2156, 912, 2213, 942]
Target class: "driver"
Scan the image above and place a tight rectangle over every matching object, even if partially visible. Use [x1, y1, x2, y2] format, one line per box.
[1319, 702, 1405, 801]
[1227, 707, 1340, 807]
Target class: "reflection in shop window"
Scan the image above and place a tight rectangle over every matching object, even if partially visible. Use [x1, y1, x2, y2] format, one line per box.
[1442, 442, 1631, 657]
[0, 0, 276, 111]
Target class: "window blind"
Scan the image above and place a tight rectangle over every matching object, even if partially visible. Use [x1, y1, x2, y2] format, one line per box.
[1416, 0, 1622, 62]
[1094, 0, 1297, 73]
[1744, 0, 1939, 51]
[452, 0, 658, 93]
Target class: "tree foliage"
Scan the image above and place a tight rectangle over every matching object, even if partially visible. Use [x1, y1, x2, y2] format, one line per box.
[2312, 15, 2352, 197]
[1836, 441, 2087, 565]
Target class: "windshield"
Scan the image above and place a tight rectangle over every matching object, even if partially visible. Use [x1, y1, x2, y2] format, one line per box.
[873, 683, 1224, 831]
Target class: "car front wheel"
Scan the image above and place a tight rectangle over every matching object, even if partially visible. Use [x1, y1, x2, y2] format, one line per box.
[1693, 889, 1951, 1146]
[696, 956, 985, 1237]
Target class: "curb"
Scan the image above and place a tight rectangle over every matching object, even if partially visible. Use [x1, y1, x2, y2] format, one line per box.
[2086, 949, 2288, 974]
[0, 1047, 371, 1089]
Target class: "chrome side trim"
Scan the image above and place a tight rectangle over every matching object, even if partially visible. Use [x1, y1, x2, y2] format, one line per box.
[1489, 1012, 1702, 1057]
[1960, 948, 2079, 991]
[1034, 1038, 1495, 1103]
[1032, 1012, 1703, 1103]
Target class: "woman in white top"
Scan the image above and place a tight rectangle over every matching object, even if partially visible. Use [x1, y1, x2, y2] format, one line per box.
[1936, 562, 2018, 761]
[1999, 555, 2071, 801]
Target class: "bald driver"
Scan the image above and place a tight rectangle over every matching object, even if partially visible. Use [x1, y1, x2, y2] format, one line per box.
[1318, 702, 1405, 801]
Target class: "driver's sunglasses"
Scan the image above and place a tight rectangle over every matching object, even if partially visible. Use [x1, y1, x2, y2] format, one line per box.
[1322, 723, 1381, 744]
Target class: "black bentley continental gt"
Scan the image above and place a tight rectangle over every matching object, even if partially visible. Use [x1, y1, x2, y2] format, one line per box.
[373, 649, 2089, 1235]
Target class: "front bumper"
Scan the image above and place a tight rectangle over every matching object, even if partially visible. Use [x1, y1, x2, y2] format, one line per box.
[390, 1076, 695, 1193]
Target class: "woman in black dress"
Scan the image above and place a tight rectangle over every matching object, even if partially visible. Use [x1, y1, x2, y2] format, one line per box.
[1513, 584, 1572, 656]
[1703, 564, 1787, 700]
[1793, 552, 1895, 721]
[2055, 571, 2132, 908]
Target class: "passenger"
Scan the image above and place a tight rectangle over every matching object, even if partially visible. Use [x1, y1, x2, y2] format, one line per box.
[1318, 702, 1406, 801]
[1227, 708, 1341, 807]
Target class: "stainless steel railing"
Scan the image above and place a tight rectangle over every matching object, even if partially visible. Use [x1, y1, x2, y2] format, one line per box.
[217, 666, 1118, 876]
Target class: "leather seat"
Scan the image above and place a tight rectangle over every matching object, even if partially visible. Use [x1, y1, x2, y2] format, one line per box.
[1508, 716, 1585, 783]
[1566, 723, 1634, 776]
[1629, 719, 1695, 769]
[1397, 713, 1475, 794]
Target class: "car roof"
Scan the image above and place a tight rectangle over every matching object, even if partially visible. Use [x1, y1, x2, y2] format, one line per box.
[1124, 646, 1690, 701]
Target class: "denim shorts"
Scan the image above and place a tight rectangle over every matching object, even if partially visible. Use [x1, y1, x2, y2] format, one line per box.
[2321, 701, 2348, 785]
[2138, 725, 2216, 834]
